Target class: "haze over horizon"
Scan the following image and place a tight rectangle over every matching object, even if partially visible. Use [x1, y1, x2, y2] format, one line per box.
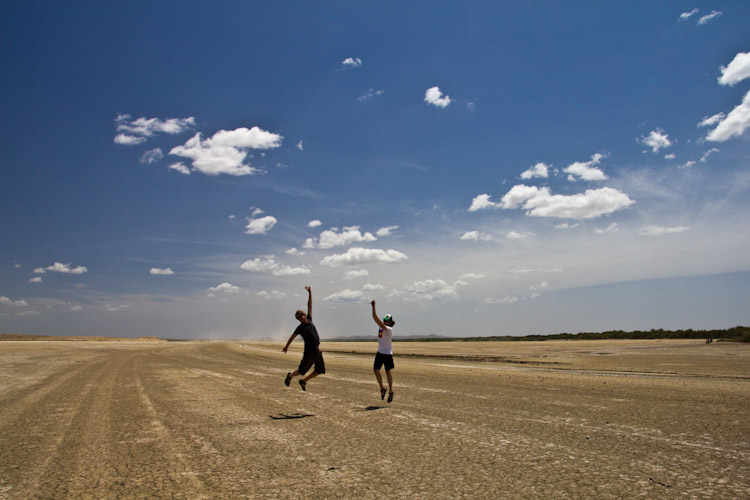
[2, 2, 749, 340]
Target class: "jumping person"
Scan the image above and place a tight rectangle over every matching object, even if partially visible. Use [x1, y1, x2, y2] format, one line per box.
[370, 299, 395, 402]
[282, 286, 325, 391]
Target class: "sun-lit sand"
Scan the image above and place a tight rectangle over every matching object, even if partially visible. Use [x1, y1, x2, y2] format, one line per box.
[1, 338, 748, 499]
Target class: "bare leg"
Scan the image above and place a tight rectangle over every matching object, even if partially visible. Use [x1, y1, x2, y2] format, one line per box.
[374, 369, 385, 390]
[385, 370, 393, 392]
[302, 371, 320, 383]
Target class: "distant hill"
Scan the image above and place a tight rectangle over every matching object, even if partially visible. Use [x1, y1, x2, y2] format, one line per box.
[0, 333, 166, 342]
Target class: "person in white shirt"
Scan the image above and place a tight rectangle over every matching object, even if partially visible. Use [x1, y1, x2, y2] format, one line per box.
[370, 299, 395, 402]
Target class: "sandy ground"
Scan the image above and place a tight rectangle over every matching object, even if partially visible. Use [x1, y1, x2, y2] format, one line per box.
[0, 339, 748, 499]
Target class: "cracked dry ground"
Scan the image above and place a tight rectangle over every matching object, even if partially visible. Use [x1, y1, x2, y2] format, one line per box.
[0, 340, 748, 499]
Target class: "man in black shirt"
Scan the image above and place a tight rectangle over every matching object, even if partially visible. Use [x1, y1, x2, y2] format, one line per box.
[282, 286, 326, 391]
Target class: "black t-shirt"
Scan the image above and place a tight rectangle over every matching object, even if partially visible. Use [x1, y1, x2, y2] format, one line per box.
[294, 316, 320, 352]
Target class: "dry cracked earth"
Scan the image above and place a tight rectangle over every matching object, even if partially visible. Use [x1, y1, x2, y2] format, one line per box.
[1, 339, 748, 499]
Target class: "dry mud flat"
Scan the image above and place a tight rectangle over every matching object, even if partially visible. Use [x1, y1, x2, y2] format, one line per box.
[0, 339, 748, 499]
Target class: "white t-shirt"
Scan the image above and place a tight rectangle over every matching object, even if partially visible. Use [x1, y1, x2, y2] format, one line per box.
[377, 325, 393, 355]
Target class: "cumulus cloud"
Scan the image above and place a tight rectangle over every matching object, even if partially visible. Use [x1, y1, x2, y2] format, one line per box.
[460, 231, 492, 241]
[341, 57, 362, 69]
[520, 162, 549, 180]
[258, 290, 286, 300]
[114, 114, 195, 145]
[1, 296, 29, 307]
[563, 153, 608, 181]
[286, 248, 305, 256]
[639, 129, 672, 153]
[320, 247, 408, 267]
[718, 52, 750, 86]
[362, 283, 386, 291]
[169, 126, 283, 176]
[150, 267, 174, 275]
[28, 276, 42, 283]
[697, 10, 722, 25]
[343, 269, 369, 280]
[245, 215, 278, 235]
[140, 148, 164, 165]
[472, 185, 634, 219]
[358, 88, 385, 102]
[639, 225, 692, 236]
[41, 262, 88, 274]
[208, 283, 241, 294]
[389, 279, 459, 303]
[705, 90, 750, 142]
[240, 256, 310, 276]
[306, 226, 377, 249]
[308, 220, 322, 228]
[323, 289, 367, 303]
[424, 86, 451, 108]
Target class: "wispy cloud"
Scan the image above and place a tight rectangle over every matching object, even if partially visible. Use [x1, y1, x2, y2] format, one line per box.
[114, 114, 195, 145]
[358, 88, 385, 102]
[140, 148, 164, 165]
[595, 222, 618, 234]
[424, 86, 451, 108]
[697, 10, 722, 25]
[460, 230, 492, 241]
[389, 279, 459, 303]
[679, 8, 699, 21]
[258, 290, 286, 300]
[639, 225, 691, 236]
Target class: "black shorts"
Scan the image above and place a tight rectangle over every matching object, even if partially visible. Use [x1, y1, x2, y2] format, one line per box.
[298, 348, 326, 375]
[373, 352, 394, 371]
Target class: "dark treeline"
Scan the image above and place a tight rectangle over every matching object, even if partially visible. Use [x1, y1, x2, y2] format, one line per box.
[399, 326, 750, 343]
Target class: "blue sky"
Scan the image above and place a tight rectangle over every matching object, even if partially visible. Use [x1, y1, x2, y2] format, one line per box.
[1, 2, 749, 339]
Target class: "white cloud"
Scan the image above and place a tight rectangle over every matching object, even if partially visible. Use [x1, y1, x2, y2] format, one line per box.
[308, 220, 322, 228]
[28, 276, 42, 283]
[460, 230, 492, 241]
[705, 90, 750, 142]
[258, 290, 286, 300]
[424, 86, 451, 108]
[1, 296, 28, 307]
[679, 8, 698, 21]
[150, 267, 174, 275]
[698, 113, 726, 128]
[520, 162, 549, 180]
[700, 148, 719, 162]
[358, 88, 385, 102]
[320, 247, 408, 267]
[718, 52, 750, 86]
[169, 127, 283, 176]
[362, 283, 386, 291]
[342, 57, 362, 68]
[105, 303, 131, 312]
[343, 269, 369, 280]
[376, 225, 399, 237]
[639, 129, 672, 153]
[44, 262, 88, 274]
[678, 160, 697, 169]
[697, 10, 722, 25]
[664, 153, 676, 160]
[595, 222, 619, 234]
[389, 279, 459, 303]
[250, 207, 264, 216]
[555, 222, 580, 230]
[140, 148, 164, 165]
[323, 289, 367, 303]
[483, 296, 519, 305]
[114, 114, 195, 145]
[508, 266, 563, 274]
[240, 255, 311, 276]
[506, 231, 533, 240]
[639, 225, 692, 236]
[70, 305, 82, 312]
[563, 153, 608, 181]
[296, 140, 304, 151]
[16, 310, 39, 317]
[459, 273, 485, 280]
[208, 282, 241, 294]
[286, 248, 305, 256]
[245, 215, 278, 235]
[168, 162, 191, 175]
[479, 185, 634, 219]
[309, 226, 377, 249]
